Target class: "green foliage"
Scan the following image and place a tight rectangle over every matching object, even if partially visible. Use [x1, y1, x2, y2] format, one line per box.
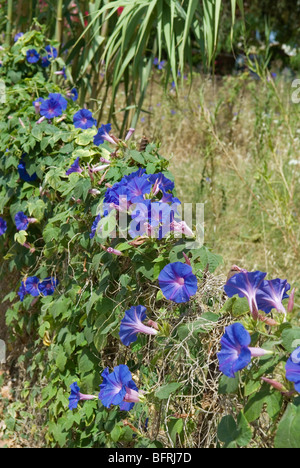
[70, 0, 243, 132]
[0, 30, 225, 448]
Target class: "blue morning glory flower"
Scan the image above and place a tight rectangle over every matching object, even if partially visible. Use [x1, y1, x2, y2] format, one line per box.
[158, 262, 198, 303]
[38, 277, 59, 296]
[54, 67, 67, 79]
[154, 59, 166, 70]
[18, 281, 27, 302]
[224, 270, 267, 319]
[90, 214, 102, 239]
[15, 212, 29, 231]
[68, 88, 78, 101]
[126, 176, 152, 203]
[69, 382, 81, 410]
[14, 32, 24, 42]
[99, 365, 140, 411]
[26, 49, 40, 64]
[124, 168, 146, 182]
[129, 201, 173, 239]
[119, 305, 158, 346]
[41, 56, 51, 68]
[66, 157, 83, 176]
[94, 124, 116, 146]
[286, 347, 300, 393]
[48, 93, 68, 111]
[217, 323, 252, 378]
[0, 217, 7, 236]
[45, 45, 58, 59]
[148, 172, 175, 194]
[256, 279, 290, 315]
[73, 109, 96, 129]
[25, 276, 40, 297]
[69, 382, 96, 410]
[17, 160, 38, 183]
[40, 97, 63, 119]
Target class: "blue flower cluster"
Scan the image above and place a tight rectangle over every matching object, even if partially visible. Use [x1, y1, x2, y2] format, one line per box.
[69, 365, 140, 412]
[224, 269, 290, 319]
[18, 276, 59, 302]
[218, 268, 300, 395]
[25, 44, 58, 68]
[33, 92, 77, 120]
[90, 168, 183, 241]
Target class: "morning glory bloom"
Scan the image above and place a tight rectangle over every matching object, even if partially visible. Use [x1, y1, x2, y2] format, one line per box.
[25, 276, 40, 297]
[48, 93, 68, 111]
[129, 201, 174, 239]
[148, 172, 175, 194]
[66, 157, 83, 176]
[256, 279, 290, 316]
[126, 176, 153, 203]
[26, 49, 40, 64]
[224, 270, 267, 319]
[54, 67, 67, 79]
[99, 365, 140, 411]
[154, 58, 166, 70]
[73, 109, 96, 129]
[15, 212, 29, 231]
[18, 282, 27, 302]
[14, 32, 24, 42]
[69, 382, 96, 410]
[119, 305, 158, 346]
[40, 97, 63, 119]
[17, 160, 37, 183]
[158, 262, 198, 303]
[90, 214, 102, 239]
[41, 56, 51, 68]
[217, 322, 272, 378]
[45, 45, 58, 59]
[0, 217, 7, 236]
[94, 124, 116, 146]
[15, 212, 37, 231]
[38, 277, 59, 296]
[218, 323, 252, 378]
[285, 347, 300, 393]
[124, 168, 146, 182]
[67, 88, 78, 101]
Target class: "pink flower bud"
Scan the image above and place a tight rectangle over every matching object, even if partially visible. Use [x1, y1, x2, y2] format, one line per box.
[88, 189, 101, 196]
[100, 157, 111, 164]
[107, 247, 122, 256]
[91, 164, 110, 173]
[182, 252, 191, 266]
[288, 288, 295, 313]
[147, 319, 159, 331]
[261, 377, 285, 392]
[258, 314, 278, 326]
[125, 128, 135, 142]
[37, 116, 46, 125]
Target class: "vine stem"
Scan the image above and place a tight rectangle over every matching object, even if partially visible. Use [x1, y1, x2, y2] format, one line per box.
[6, 0, 13, 45]
[55, 0, 63, 52]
